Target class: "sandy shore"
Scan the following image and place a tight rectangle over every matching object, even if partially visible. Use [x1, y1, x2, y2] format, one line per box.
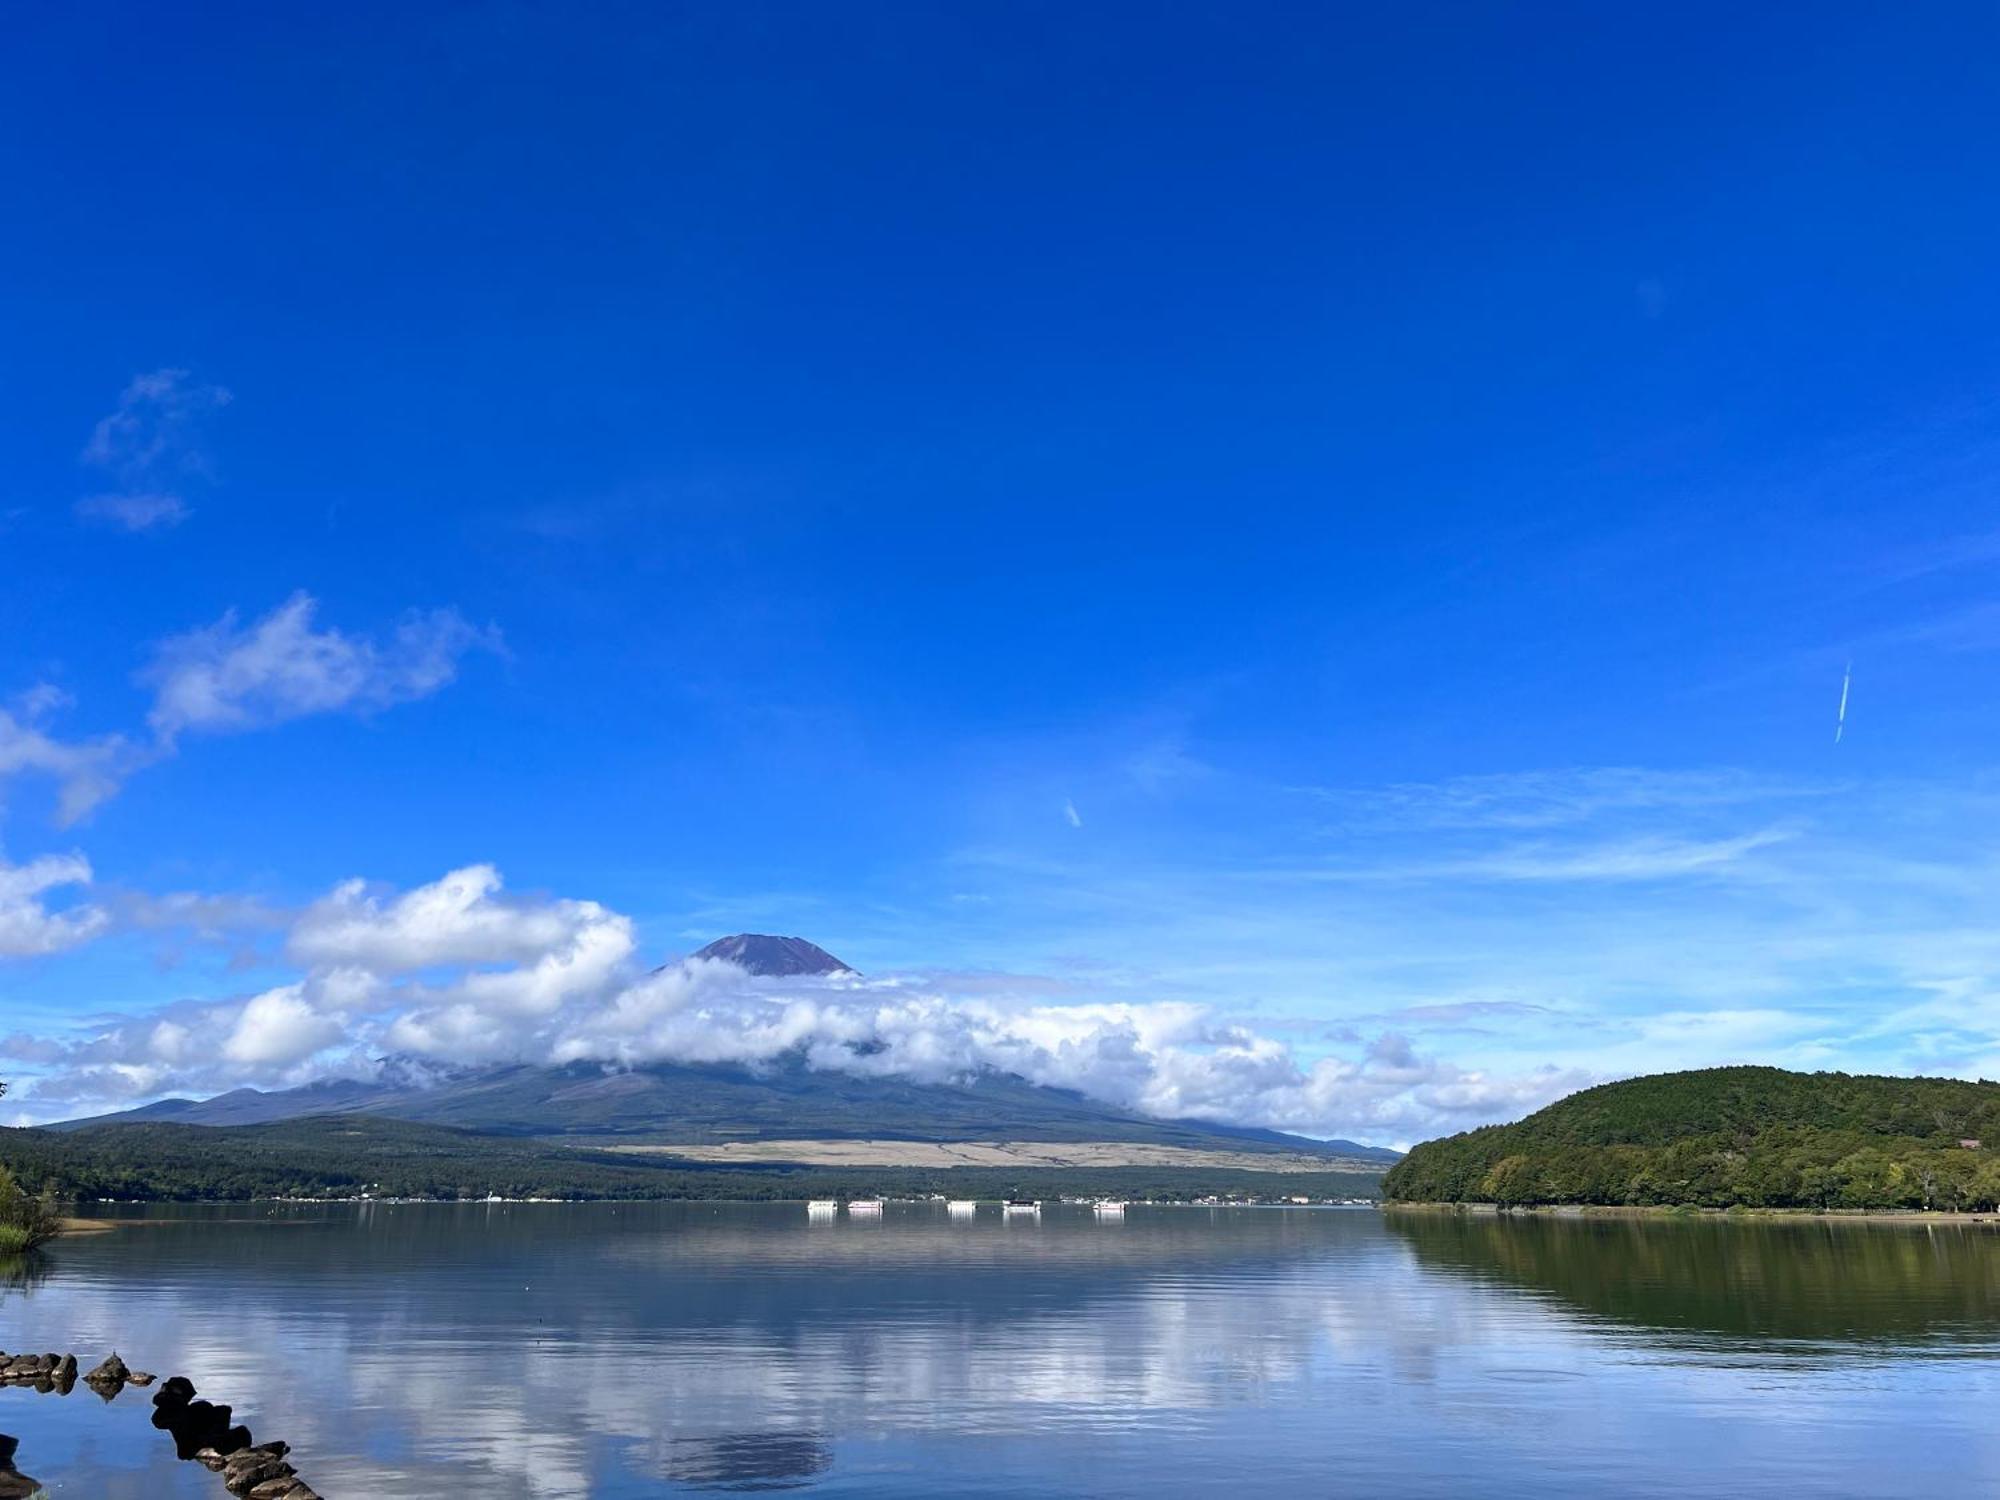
[604, 1139, 1384, 1173]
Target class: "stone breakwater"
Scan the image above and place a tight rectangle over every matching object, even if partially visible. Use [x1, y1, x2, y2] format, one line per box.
[0, 1350, 322, 1498]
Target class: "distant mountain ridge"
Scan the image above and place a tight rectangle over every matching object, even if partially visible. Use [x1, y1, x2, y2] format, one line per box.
[56, 1054, 1396, 1160]
[54, 933, 1399, 1161]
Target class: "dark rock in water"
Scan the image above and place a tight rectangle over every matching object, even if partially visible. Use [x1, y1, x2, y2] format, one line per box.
[154, 1392, 247, 1459]
[195, 1447, 230, 1471]
[84, 1353, 129, 1384]
[126, 1370, 155, 1386]
[154, 1375, 197, 1408]
[248, 1479, 306, 1499]
[52, 1355, 75, 1381]
[0, 1434, 34, 1500]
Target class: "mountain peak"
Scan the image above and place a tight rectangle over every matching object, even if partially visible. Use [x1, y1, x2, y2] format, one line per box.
[690, 934, 854, 978]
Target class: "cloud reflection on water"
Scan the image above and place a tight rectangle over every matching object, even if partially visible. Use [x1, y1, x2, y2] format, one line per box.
[3, 1205, 2000, 1497]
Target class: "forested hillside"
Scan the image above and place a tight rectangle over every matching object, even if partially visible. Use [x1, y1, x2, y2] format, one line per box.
[1382, 1067, 2000, 1211]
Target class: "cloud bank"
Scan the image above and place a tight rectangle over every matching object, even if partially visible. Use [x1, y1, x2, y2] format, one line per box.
[0, 863, 1574, 1142]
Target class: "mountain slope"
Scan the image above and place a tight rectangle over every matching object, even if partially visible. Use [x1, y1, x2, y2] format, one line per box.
[1383, 1066, 2000, 1209]
[690, 934, 851, 976]
[57, 1055, 1398, 1160]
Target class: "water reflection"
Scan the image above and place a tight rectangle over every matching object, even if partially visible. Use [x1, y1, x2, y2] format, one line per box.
[655, 1434, 831, 1491]
[0, 1204, 1994, 1497]
[1384, 1208, 2000, 1349]
[6, 1204, 1380, 1496]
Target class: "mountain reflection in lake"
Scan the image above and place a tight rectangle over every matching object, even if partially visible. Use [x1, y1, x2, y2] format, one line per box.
[0, 1202, 1996, 1497]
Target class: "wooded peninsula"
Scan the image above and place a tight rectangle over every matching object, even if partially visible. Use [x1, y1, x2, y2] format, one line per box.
[1382, 1066, 2000, 1212]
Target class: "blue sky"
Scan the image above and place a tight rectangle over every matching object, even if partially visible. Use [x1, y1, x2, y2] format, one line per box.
[3, 4, 2000, 1142]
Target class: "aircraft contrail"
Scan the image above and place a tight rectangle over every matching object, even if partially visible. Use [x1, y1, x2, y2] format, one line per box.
[1834, 661, 1851, 744]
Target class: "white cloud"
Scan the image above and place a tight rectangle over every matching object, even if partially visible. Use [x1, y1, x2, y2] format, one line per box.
[75, 492, 191, 532]
[1306, 766, 1820, 832]
[0, 852, 108, 958]
[144, 591, 499, 744]
[0, 694, 133, 825]
[76, 368, 230, 535]
[289, 864, 612, 972]
[0, 593, 491, 824]
[222, 984, 348, 1066]
[1064, 799, 1083, 828]
[1438, 828, 1796, 882]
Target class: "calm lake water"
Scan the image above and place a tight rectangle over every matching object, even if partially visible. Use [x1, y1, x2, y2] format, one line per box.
[1, 1202, 1997, 1496]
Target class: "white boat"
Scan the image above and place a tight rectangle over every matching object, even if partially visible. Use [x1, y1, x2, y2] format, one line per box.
[807, 1199, 838, 1218]
[848, 1199, 884, 1215]
[1093, 1200, 1127, 1216]
[1002, 1199, 1041, 1215]
[947, 1200, 978, 1216]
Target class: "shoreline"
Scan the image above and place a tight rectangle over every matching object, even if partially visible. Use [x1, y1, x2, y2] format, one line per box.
[1383, 1201, 2000, 1225]
[55, 1195, 1380, 1216]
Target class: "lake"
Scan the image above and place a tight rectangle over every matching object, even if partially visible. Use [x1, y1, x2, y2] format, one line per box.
[0, 1202, 1996, 1496]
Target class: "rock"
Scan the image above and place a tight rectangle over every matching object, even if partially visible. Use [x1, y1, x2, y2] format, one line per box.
[223, 1453, 293, 1494]
[126, 1370, 155, 1386]
[248, 1441, 290, 1460]
[195, 1448, 230, 1472]
[0, 1473, 38, 1500]
[51, 1355, 75, 1381]
[153, 1375, 196, 1408]
[84, 1354, 129, 1384]
[223, 1447, 283, 1477]
[248, 1480, 305, 1500]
